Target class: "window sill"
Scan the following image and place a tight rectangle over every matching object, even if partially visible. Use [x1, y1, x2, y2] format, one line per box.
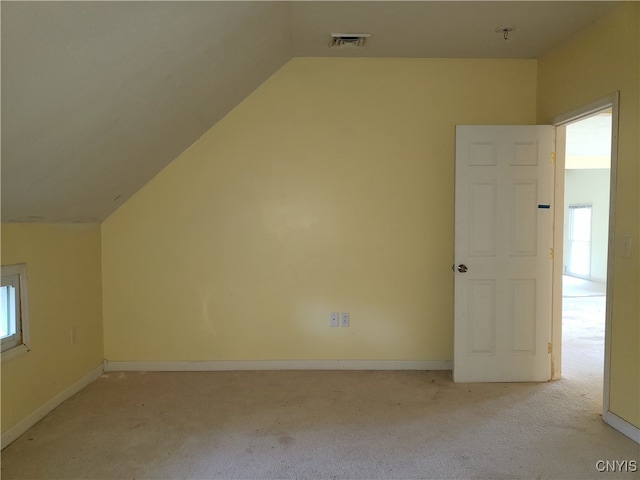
[1, 344, 30, 364]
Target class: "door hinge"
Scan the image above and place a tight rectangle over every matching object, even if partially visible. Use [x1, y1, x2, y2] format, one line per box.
[548, 342, 552, 354]
[548, 248, 554, 259]
[550, 152, 556, 164]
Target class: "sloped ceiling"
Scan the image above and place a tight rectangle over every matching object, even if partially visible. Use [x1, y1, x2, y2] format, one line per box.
[1, 1, 618, 223]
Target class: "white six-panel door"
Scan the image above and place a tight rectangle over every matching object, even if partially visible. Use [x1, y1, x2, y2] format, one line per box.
[454, 125, 554, 382]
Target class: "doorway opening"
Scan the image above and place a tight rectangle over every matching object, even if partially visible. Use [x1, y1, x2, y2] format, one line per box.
[562, 110, 611, 393]
[562, 112, 612, 405]
[552, 94, 618, 419]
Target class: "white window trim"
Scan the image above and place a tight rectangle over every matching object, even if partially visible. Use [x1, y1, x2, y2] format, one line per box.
[1, 264, 30, 363]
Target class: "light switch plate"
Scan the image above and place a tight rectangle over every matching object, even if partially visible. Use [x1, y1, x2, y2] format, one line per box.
[622, 236, 632, 258]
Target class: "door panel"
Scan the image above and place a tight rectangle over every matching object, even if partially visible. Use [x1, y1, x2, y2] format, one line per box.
[454, 125, 554, 382]
[512, 180, 538, 255]
[469, 181, 497, 256]
[468, 280, 496, 354]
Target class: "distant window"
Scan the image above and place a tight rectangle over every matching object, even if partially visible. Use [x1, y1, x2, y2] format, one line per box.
[1, 264, 29, 360]
[567, 205, 592, 278]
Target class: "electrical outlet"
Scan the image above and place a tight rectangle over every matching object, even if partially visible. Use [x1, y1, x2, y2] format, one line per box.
[329, 312, 339, 327]
[340, 312, 350, 327]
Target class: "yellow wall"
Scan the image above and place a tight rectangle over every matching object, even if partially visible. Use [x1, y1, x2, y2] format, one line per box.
[538, 3, 640, 428]
[1, 224, 103, 433]
[102, 58, 537, 362]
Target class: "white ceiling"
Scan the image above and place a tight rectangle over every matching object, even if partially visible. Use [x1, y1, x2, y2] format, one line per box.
[1, 1, 619, 223]
[290, 2, 616, 58]
[566, 112, 612, 169]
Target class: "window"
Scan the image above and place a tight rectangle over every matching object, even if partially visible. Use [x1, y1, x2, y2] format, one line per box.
[1, 264, 29, 361]
[567, 205, 592, 278]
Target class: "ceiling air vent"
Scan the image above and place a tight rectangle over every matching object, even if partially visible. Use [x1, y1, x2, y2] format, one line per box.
[329, 33, 371, 48]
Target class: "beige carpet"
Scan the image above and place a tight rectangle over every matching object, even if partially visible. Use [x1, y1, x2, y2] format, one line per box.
[562, 295, 605, 384]
[562, 276, 606, 298]
[1, 366, 638, 480]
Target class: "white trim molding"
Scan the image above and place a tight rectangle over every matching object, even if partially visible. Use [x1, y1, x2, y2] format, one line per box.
[104, 359, 453, 372]
[1, 363, 104, 450]
[603, 411, 640, 444]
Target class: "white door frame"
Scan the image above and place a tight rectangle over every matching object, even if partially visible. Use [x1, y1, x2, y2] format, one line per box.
[550, 92, 619, 419]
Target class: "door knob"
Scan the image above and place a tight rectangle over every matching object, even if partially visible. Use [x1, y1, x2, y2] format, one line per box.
[457, 264, 468, 273]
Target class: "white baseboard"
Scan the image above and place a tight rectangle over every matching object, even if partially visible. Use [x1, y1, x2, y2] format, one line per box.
[603, 410, 640, 444]
[104, 359, 453, 372]
[1, 363, 104, 450]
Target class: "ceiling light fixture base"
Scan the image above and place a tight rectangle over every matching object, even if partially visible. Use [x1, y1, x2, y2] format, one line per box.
[495, 26, 515, 41]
